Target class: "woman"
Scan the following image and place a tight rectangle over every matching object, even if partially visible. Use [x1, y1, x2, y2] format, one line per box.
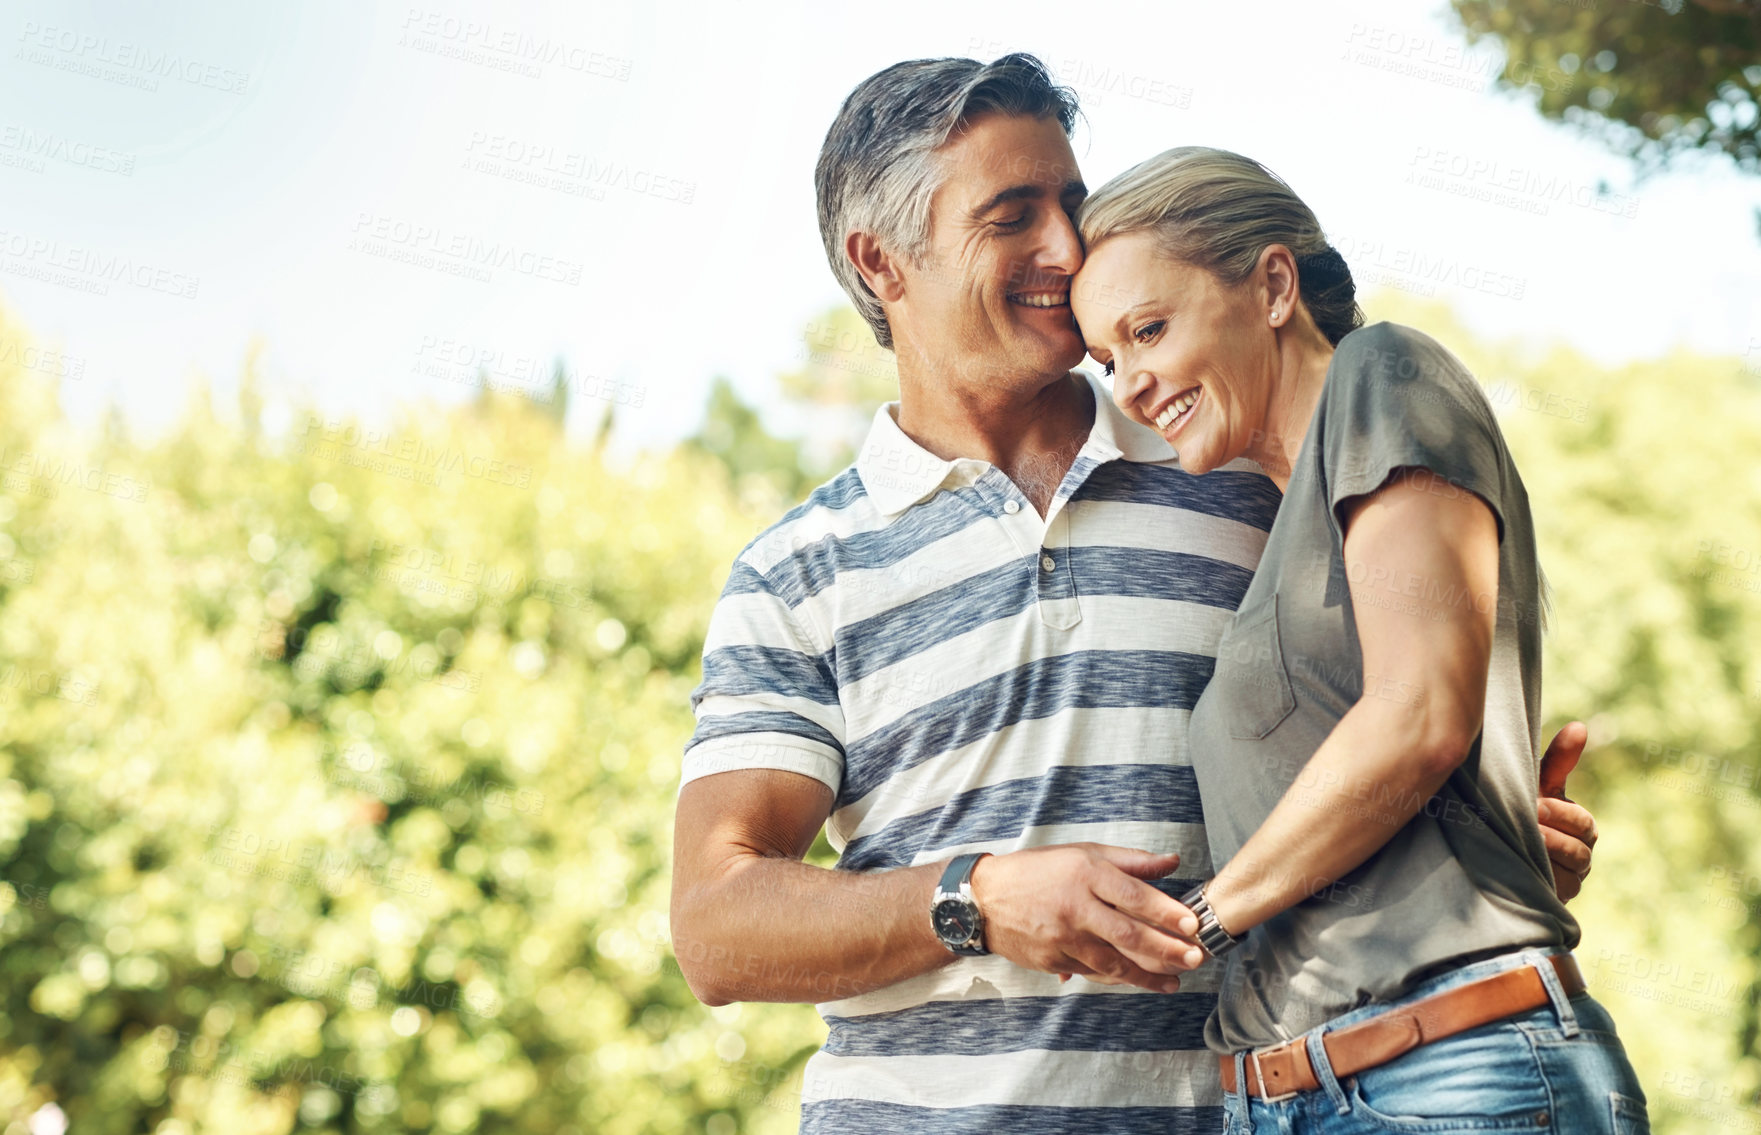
[1069, 148, 1648, 1133]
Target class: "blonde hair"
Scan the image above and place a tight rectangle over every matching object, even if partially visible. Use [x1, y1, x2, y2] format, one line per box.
[1077, 146, 1363, 345]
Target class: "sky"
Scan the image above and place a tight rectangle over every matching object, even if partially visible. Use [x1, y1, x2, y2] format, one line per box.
[1, 0, 1757, 453]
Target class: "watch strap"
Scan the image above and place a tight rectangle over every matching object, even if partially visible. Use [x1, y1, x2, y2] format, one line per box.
[938, 852, 988, 896]
[1179, 881, 1242, 958]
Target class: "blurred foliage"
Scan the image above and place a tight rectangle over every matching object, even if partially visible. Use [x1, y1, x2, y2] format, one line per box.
[683, 378, 817, 502]
[1451, 0, 1761, 174]
[685, 306, 899, 500]
[0, 301, 823, 1135]
[775, 307, 898, 473]
[0, 292, 1757, 1134]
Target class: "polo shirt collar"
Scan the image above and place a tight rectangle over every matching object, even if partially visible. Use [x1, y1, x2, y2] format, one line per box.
[856, 370, 1176, 519]
[855, 400, 965, 518]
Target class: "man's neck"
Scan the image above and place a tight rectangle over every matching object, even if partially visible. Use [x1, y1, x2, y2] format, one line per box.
[893, 358, 1096, 518]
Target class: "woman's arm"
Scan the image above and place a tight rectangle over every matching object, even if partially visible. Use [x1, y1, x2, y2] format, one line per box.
[1202, 466, 1500, 937]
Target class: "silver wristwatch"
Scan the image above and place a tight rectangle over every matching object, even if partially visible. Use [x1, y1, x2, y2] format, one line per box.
[1179, 881, 1242, 958]
[931, 853, 990, 956]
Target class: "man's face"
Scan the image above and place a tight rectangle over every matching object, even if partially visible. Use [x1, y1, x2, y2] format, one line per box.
[894, 113, 1087, 388]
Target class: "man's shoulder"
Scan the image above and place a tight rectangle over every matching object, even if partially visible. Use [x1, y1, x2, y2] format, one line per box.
[733, 465, 873, 572]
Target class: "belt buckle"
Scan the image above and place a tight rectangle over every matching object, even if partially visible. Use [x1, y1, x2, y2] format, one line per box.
[1249, 1047, 1301, 1104]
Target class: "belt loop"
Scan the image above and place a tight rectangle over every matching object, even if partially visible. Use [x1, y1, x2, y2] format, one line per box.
[1529, 949, 1579, 1037]
[1305, 1029, 1351, 1116]
[1232, 1051, 1255, 1135]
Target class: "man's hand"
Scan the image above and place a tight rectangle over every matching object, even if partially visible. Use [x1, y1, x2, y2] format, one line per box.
[1537, 721, 1598, 902]
[969, 844, 1205, 993]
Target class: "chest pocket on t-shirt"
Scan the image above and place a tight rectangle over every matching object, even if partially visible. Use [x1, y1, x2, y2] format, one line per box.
[1214, 595, 1296, 740]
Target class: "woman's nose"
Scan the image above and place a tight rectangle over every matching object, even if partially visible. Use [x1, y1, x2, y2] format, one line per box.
[1113, 362, 1151, 414]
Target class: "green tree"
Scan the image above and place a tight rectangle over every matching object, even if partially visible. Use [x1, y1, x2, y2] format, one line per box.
[775, 306, 898, 471]
[682, 377, 818, 500]
[0, 303, 823, 1135]
[1451, 0, 1761, 172]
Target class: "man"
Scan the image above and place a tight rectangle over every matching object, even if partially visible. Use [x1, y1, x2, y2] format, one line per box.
[671, 54, 1598, 1133]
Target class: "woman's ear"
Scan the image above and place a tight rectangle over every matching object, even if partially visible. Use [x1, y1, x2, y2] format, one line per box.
[846, 230, 906, 303]
[1259, 244, 1301, 327]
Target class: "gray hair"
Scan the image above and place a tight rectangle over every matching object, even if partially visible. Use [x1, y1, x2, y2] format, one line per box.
[1077, 146, 1364, 346]
[815, 54, 1080, 351]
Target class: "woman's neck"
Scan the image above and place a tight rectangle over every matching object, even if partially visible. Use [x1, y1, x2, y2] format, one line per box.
[1247, 321, 1336, 493]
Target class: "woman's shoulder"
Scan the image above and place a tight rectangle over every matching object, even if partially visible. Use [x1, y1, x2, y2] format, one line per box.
[1332, 321, 1470, 377]
[1327, 321, 1486, 412]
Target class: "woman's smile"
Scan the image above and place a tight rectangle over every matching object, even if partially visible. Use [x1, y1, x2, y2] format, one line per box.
[1150, 386, 1203, 438]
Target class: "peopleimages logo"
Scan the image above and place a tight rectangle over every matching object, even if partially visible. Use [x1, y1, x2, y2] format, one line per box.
[0, 447, 150, 502]
[397, 10, 632, 81]
[296, 416, 534, 489]
[0, 229, 200, 299]
[0, 337, 85, 381]
[348, 212, 584, 286]
[0, 124, 135, 176]
[1332, 234, 1526, 301]
[461, 134, 697, 205]
[15, 22, 250, 93]
[1407, 146, 1640, 220]
[1342, 23, 1574, 95]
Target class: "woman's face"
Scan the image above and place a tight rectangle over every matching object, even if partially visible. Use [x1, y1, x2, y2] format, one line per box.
[1071, 231, 1279, 476]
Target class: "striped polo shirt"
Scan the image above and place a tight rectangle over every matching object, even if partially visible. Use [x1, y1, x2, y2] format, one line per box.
[682, 370, 1281, 1134]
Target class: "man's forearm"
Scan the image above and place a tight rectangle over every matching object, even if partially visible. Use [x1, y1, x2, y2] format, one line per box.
[673, 855, 952, 1006]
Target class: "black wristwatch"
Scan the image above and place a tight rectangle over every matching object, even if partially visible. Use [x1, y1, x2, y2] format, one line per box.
[931, 853, 990, 956]
[1179, 881, 1243, 958]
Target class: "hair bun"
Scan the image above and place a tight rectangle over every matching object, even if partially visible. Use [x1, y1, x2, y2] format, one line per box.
[1296, 246, 1351, 290]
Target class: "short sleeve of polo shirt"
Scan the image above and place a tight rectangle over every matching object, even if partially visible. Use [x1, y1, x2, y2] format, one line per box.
[681, 550, 845, 795]
[1321, 322, 1508, 543]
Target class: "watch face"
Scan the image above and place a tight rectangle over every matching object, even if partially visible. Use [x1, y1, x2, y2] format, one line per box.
[933, 899, 976, 944]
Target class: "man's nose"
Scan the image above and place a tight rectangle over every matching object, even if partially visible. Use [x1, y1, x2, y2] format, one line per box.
[1040, 210, 1083, 276]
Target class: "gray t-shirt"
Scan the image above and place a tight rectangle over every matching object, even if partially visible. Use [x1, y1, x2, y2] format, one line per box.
[1187, 321, 1578, 1053]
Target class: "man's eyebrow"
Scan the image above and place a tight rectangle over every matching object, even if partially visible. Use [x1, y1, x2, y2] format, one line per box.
[971, 179, 1088, 218]
[970, 184, 1042, 217]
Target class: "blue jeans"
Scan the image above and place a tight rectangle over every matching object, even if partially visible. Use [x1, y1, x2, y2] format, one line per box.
[1221, 948, 1650, 1135]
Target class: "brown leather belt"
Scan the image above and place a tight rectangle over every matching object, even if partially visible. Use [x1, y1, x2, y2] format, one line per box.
[1220, 953, 1585, 1100]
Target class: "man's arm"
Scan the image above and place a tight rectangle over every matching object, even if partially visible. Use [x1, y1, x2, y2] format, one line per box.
[671, 769, 944, 1005]
[670, 769, 1206, 1006]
